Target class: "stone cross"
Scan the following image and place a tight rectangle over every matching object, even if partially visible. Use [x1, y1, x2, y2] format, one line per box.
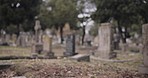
[34, 20, 41, 43]
[139, 24, 148, 74]
[96, 23, 116, 59]
[31, 20, 43, 57]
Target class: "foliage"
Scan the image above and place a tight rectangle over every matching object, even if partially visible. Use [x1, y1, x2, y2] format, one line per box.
[89, 23, 98, 37]
[39, 0, 79, 29]
[91, 0, 148, 43]
[0, 0, 42, 33]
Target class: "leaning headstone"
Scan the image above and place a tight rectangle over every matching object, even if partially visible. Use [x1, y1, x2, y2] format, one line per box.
[63, 34, 76, 57]
[139, 24, 148, 74]
[95, 23, 116, 59]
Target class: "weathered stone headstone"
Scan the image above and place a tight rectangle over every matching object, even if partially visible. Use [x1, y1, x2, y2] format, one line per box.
[16, 32, 28, 47]
[95, 23, 116, 59]
[63, 23, 71, 36]
[113, 33, 120, 50]
[42, 34, 54, 58]
[5, 34, 11, 44]
[64, 34, 76, 57]
[139, 24, 148, 74]
[0, 30, 6, 44]
[32, 20, 43, 56]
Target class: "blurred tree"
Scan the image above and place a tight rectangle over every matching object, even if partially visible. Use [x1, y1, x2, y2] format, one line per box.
[91, 0, 144, 43]
[0, 0, 42, 35]
[39, 0, 79, 44]
[89, 23, 98, 37]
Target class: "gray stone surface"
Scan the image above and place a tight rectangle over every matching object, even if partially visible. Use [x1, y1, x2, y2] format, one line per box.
[64, 34, 76, 57]
[139, 24, 148, 74]
[12, 76, 26, 78]
[42, 34, 54, 58]
[95, 23, 116, 59]
[32, 20, 43, 55]
[70, 54, 90, 62]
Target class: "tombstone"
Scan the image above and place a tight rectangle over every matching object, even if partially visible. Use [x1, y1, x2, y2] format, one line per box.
[95, 23, 116, 59]
[93, 36, 99, 46]
[84, 33, 92, 46]
[139, 24, 148, 74]
[42, 34, 54, 58]
[5, 34, 11, 43]
[0, 30, 6, 44]
[113, 33, 120, 50]
[10, 34, 17, 46]
[63, 34, 76, 57]
[16, 32, 27, 47]
[32, 20, 43, 56]
[63, 23, 71, 36]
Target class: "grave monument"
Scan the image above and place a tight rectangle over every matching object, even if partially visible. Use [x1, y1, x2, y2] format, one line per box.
[95, 23, 116, 59]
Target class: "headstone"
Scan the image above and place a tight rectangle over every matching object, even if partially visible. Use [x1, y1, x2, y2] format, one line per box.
[5, 34, 10, 44]
[113, 33, 120, 50]
[84, 33, 92, 46]
[93, 36, 99, 46]
[63, 23, 71, 36]
[139, 24, 148, 74]
[63, 34, 76, 57]
[32, 20, 43, 56]
[42, 34, 54, 58]
[0, 30, 6, 44]
[16, 32, 27, 47]
[95, 23, 116, 59]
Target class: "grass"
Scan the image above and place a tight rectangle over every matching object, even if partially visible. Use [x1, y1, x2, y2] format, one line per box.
[0, 46, 147, 78]
[0, 46, 31, 57]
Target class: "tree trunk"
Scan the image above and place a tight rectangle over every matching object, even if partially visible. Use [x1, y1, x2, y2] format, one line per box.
[117, 22, 126, 43]
[82, 26, 85, 45]
[60, 26, 64, 44]
[16, 24, 20, 37]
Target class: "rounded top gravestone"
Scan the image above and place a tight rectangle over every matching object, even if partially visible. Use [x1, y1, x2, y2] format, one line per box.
[34, 20, 41, 31]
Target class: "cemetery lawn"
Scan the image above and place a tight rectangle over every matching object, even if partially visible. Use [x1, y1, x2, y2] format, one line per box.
[0, 46, 148, 78]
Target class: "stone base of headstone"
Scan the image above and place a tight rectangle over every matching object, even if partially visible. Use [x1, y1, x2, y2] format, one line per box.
[45, 52, 55, 59]
[32, 43, 43, 54]
[31, 53, 38, 58]
[139, 65, 148, 74]
[63, 52, 77, 57]
[12, 76, 26, 78]
[120, 43, 128, 52]
[95, 52, 117, 59]
[70, 54, 90, 62]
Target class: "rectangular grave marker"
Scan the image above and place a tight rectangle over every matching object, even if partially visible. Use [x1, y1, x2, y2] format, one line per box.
[64, 34, 76, 57]
[95, 23, 116, 59]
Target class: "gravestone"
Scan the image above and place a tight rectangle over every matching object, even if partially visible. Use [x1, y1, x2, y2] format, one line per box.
[0, 30, 6, 44]
[32, 20, 43, 56]
[10, 34, 17, 46]
[95, 23, 116, 59]
[43, 34, 54, 58]
[113, 33, 120, 50]
[16, 32, 27, 47]
[63, 34, 76, 57]
[139, 24, 148, 74]
[5, 34, 11, 44]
